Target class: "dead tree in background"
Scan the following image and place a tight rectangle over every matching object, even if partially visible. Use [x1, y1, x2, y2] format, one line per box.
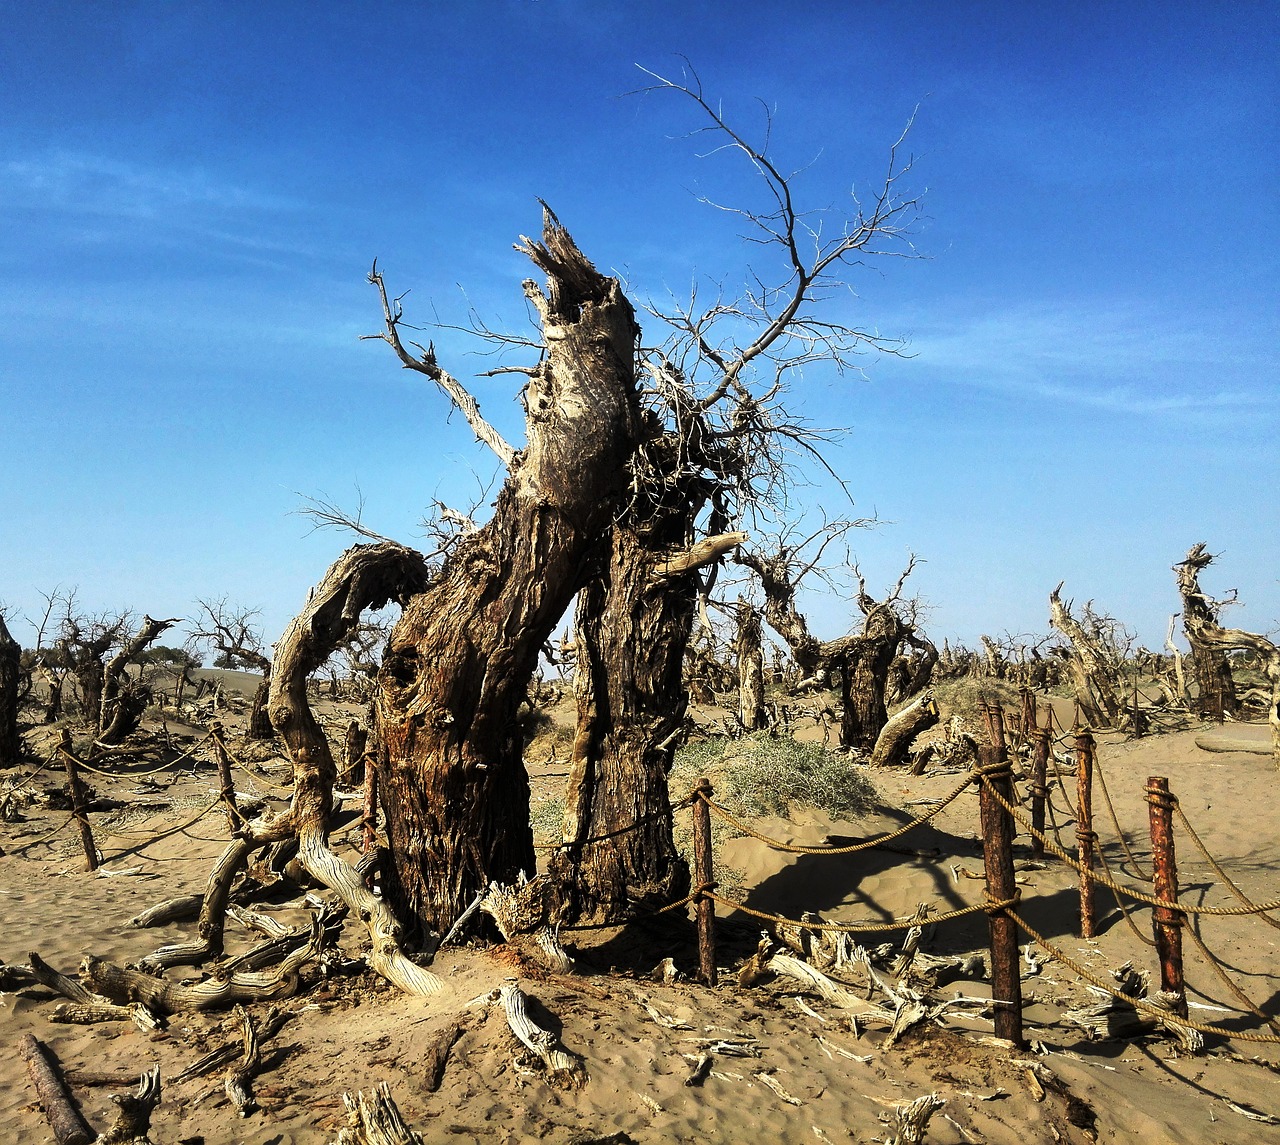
[1048, 584, 1128, 730]
[1173, 547, 1242, 722]
[735, 601, 767, 730]
[740, 536, 933, 752]
[53, 596, 130, 731]
[1177, 543, 1278, 764]
[190, 600, 275, 739]
[97, 615, 180, 744]
[0, 612, 21, 766]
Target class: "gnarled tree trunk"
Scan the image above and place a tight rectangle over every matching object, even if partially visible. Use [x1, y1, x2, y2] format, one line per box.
[374, 214, 641, 941]
[1048, 584, 1126, 730]
[735, 601, 766, 731]
[1177, 544, 1278, 766]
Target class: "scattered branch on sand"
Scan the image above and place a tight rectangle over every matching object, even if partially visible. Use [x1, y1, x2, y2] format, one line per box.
[498, 981, 586, 1089]
[330, 1081, 424, 1145]
[98, 1067, 161, 1145]
[885, 1092, 946, 1145]
[224, 1005, 262, 1117]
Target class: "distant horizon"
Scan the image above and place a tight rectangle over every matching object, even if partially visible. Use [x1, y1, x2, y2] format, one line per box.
[2, 2, 1276, 656]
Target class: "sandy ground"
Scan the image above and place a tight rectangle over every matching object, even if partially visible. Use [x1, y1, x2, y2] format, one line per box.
[2, 693, 1278, 1144]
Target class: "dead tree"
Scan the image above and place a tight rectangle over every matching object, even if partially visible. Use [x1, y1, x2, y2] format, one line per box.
[1176, 544, 1279, 765]
[0, 612, 21, 766]
[98, 615, 180, 744]
[368, 210, 644, 941]
[190, 600, 275, 739]
[54, 596, 130, 730]
[1174, 547, 1242, 722]
[735, 600, 767, 730]
[1048, 584, 1129, 730]
[549, 68, 921, 923]
[740, 535, 931, 752]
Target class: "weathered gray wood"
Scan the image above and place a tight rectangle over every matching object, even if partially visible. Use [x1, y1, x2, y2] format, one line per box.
[19, 1034, 94, 1145]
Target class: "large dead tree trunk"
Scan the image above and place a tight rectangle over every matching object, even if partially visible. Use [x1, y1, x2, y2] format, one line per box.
[1176, 544, 1279, 766]
[374, 212, 641, 941]
[1048, 584, 1126, 730]
[0, 615, 21, 766]
[555, 526, 743, 923]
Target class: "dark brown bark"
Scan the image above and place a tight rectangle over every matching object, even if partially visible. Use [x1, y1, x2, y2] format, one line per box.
[374, 212, 641, 940]
[692, 777, 717, 986]
[977, 705, 1023, 1047]
[840, 600, 910, 752]
[552, 526, 737, 924]
[342, 719, 369, 787]
[248, 675, 274, 739]
[0, 614, 21, 766]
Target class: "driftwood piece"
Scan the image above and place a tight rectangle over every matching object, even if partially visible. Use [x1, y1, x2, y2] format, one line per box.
[480, 877, 575, 973]
[98, 1066, 162, 1145]
[869, 692, 940, 768]
[764, 954, 893, 1026]
[84, 916, 322, 1013]
[19, 1033, 94, 1145]
[51, 1001, 161, 1031]
[420, 1020, 465, 1093]
[172, 1006, 294, 1082]
[142, 836, 255, 970]
[28, 950, 103, 1004]
[224, 1005, 261, 1116]
[128, 893, 203, 928]
[886, 1092, 946, 1145]
[499, 982, 585, 1089]
[331, 1081, 424, 1145]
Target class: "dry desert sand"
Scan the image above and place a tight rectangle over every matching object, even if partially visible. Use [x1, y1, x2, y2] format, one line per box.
[2, 692, 1278, 1145]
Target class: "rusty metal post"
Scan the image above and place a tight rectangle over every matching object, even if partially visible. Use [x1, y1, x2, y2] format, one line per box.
[58, 729, 98, 872]
[361, 761, 379, 854]
[1075, 729, 1096, 938]
[977, 703, 1023, 1046]
[692, 777, 717, 987]
[209, 722, 240, 835]
[1147, 776, 1187, 1017]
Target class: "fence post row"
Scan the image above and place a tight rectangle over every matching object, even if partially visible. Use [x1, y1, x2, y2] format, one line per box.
[58, 729, 98, 873]
[1146, 776, 1187, 1017]
[1075, 730, 1096, 939]
[1028, 706, 1051, 861]
[977, 701, 1024, 1047]
[692, 777, 717, 987]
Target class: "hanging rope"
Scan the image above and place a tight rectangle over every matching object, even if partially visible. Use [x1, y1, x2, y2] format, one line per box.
[701, 888, 1008, 934]
[1007, 905, 1280, 1046]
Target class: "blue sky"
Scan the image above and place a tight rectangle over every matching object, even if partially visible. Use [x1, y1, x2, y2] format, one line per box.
[1, 1, 1276, 655]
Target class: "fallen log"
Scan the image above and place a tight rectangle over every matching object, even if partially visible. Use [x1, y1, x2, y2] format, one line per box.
[870, 692, 940, 769]
[19, 1034, 94, 1145]
[1194, 733, 1270, 756]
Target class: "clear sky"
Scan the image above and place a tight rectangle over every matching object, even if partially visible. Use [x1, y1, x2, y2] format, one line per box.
[1, 1, 1276, 656]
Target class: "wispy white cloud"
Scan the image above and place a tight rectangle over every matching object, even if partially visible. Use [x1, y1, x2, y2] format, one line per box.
[897, 299, 1278, 416]
[1, 152, 297, 218]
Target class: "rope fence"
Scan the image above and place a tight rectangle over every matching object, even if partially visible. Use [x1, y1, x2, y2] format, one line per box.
[658, 704, 1280, 1051]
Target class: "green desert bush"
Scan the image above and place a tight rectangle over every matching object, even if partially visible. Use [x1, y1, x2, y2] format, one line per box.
[671, 732, 878, 821]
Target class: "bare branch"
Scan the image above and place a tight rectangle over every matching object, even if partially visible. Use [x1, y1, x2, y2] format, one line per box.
[363, 263, 517, 467]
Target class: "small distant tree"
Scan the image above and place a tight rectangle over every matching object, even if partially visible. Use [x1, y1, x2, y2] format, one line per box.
[190, 599, 274, 739]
